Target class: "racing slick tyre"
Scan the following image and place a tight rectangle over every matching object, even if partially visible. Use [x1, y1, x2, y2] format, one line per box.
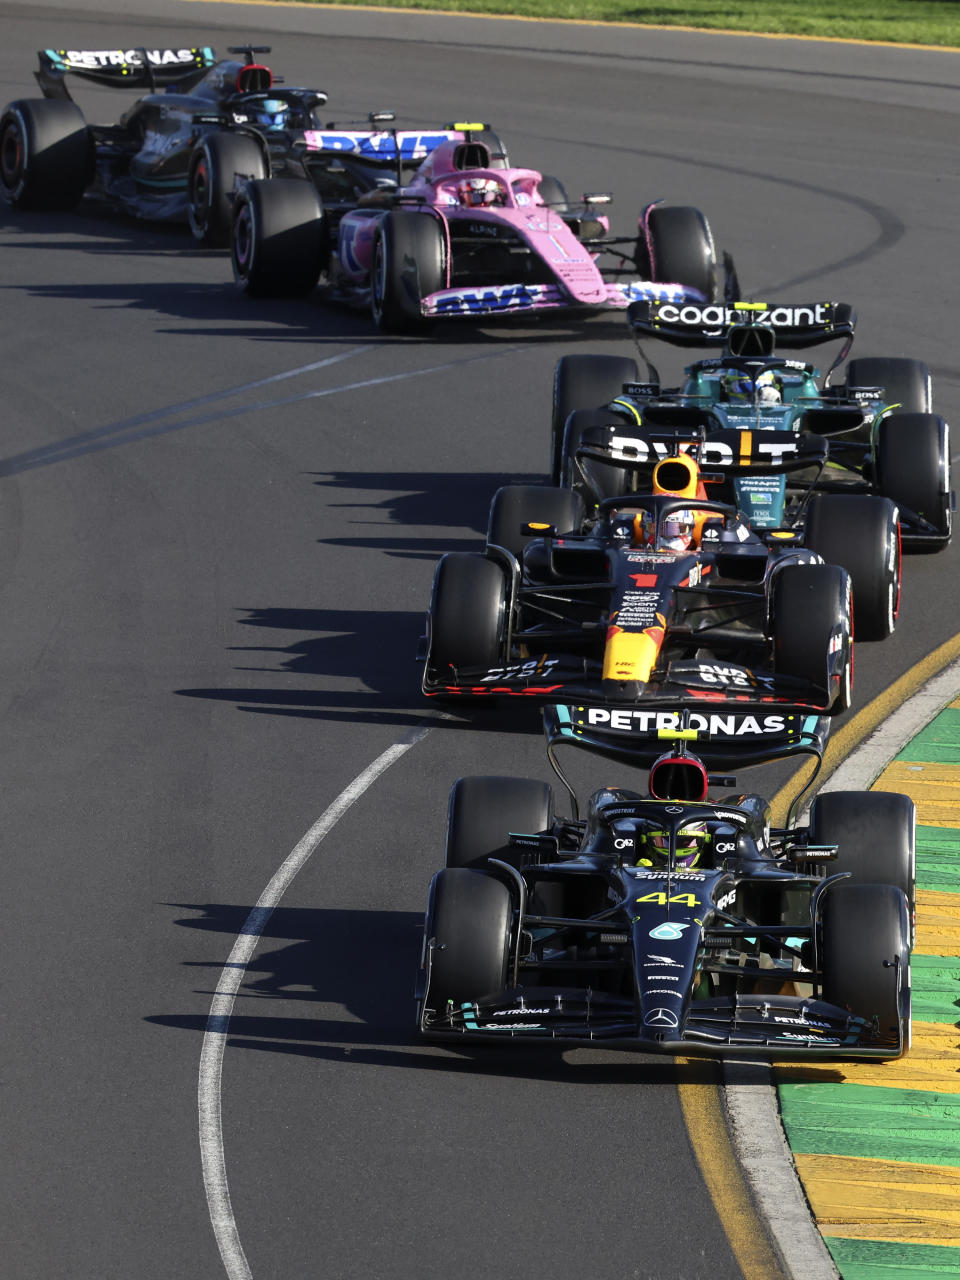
[487, 485, 585, 558]
[845, 357, 932, 415]
[370, 209, 445, 333]
[0, 99, 92, 210]
[426, 869, 512, 1010]
[551, 354, 638, 484]
[537, 175, 569, 211]
[561, 409, 631, 505]
[640, 205, 719, 303]
[446, 776, 554, 870]
[772, 564, 852, 715]
[821, 882, 910, 1048]
[188, 132, 267, 245]
[809, 791, 915, 941]
[804, 494, 901, 641]
[875, 413, 952, 549]
[231, 178, 324, 297]
[427, 553, 507, 679]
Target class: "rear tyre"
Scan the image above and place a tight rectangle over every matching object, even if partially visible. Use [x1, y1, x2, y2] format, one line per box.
[561, 408, 631, 504]
[487, 485, 584, 558]
[446, 776, 554, 870]
[809, 791, 915, 936]
[0, 99, 92, 209]
[188, 132, 267, 245]
[772, 564, 852, 714]
[426, 869, 512, 1009]
[641, 205, 719, 302]
[427, 553, 507, 677]
[231, 178, 324, 297]
[845, 356, 932, 414]
[551, 354, 638, 484]
[370, 209, 445, 332]
[821, 882, 909, 1047]
[804, 494, 900, 640]
[537, 175, 569, 211]
[875, 413, 951, 548]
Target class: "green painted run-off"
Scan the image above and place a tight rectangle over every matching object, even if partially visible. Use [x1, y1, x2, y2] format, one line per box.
[779, 704, 960, 1277]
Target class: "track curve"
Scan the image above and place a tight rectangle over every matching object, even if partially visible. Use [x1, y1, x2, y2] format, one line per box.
[1, 3, 958, 1277]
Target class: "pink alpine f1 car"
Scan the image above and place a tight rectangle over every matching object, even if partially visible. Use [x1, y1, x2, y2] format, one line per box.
[230, 123, 736, 330]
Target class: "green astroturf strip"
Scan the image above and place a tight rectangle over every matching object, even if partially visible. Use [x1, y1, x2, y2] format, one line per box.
[826, 1237, 960, 1277]
[910, 954, 960, 1024]
[917, 826, 960, 895]
[779, 1083, 960, 1167]
[898, 709, 960, 763]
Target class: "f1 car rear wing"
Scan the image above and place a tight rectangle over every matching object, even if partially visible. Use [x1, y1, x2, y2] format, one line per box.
[36, 47, 217, 96]
[627, 299, 856, 350]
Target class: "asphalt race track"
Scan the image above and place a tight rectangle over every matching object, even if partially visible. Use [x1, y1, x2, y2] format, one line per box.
[1, 3, 958, 1277]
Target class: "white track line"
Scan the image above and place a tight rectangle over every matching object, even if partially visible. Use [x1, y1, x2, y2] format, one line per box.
[199, 726, 431, 1279]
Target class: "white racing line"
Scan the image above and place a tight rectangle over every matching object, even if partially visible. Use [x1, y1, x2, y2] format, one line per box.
[198, 725, 432, 1279]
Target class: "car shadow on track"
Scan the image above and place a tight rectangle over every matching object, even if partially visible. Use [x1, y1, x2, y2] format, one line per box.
[177, 605, 543, 734]
[147, 903, 726, 1084]
[311, 469, 542, 551]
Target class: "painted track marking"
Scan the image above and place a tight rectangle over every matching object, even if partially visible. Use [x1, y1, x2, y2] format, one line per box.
[0, 346, 526, 475]
[199, 725, 430, 1279]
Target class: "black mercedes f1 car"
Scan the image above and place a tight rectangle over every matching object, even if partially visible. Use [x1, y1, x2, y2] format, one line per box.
[0, 44, 330, 243]
[416, 709, 914, 1060]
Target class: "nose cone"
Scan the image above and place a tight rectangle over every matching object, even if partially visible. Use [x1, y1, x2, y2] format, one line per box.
[602, 624, 663, 684]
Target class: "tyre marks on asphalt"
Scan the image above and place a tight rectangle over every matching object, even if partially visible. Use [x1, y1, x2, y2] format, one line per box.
[0, 345, 525, 475]
[777, 697, 960, 1276]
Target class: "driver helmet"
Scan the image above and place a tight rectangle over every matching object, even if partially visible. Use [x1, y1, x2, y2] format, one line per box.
[722, 369, 782, 405]
[639, 820, 709, 869]
[458, 177, 502, 207]
[755, 369, 782, 405]
[253, 98, 289, 130]
[629, 508, 693, 551]
[722, 371, 754, 402]
[659, 509, 695, 551]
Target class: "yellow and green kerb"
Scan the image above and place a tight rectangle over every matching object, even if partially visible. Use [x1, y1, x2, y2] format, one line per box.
[777, 699, 960, 1278]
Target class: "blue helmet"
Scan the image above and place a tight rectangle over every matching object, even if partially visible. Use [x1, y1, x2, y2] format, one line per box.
[722, 371, 754, 401]
[254, 99, 289, 130]
[722, 369, 781, 404]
